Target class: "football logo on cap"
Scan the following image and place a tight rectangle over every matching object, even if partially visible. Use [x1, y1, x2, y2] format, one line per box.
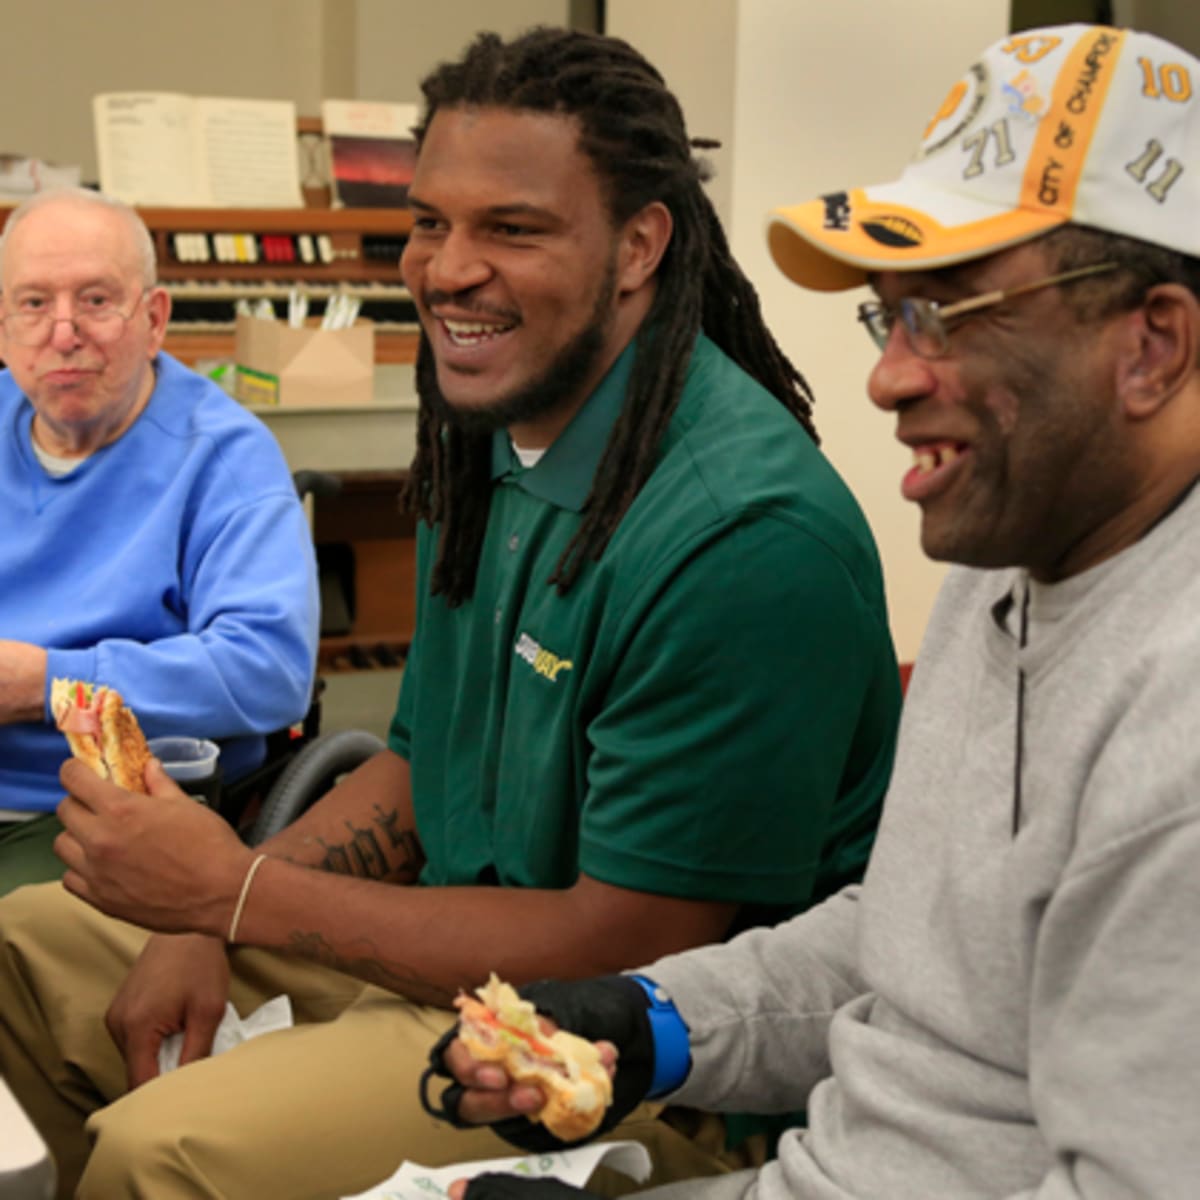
[860, 215, 924, 248]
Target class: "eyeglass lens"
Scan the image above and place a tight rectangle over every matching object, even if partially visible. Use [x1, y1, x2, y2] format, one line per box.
[5, 302, 136, 347]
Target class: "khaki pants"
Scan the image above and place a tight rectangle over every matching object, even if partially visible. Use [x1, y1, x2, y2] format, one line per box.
[0, 884, 739, 1200]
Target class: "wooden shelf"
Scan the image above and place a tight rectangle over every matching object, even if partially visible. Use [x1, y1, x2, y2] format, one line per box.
[164, 327, 419, 366]
[0, 203, 413, 235]
[137, 206, 412, 234]
[318, 634, 411, 673]
[146, 207, 411, 286]
[138, 205, 415, 364]
[313, 470, 417, 673]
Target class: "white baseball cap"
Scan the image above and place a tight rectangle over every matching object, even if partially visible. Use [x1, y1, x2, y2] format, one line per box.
[768, 24, 1200, 291]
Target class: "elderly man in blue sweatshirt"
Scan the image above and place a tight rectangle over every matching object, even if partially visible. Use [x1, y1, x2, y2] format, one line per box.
[0, 188, 317, 891]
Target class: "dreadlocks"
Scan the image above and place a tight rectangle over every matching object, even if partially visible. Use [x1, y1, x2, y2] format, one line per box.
[405, 26, 818, 606]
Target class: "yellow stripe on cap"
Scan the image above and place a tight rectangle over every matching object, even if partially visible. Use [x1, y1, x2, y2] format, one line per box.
[768, 190, 1062, 291]
[1018, 26, 1127, 218]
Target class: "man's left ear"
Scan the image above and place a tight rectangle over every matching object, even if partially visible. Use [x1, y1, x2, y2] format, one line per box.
[145, 286, 173, 355]
[1117, 284, 1199, 419]
[616, 201, 673, 294]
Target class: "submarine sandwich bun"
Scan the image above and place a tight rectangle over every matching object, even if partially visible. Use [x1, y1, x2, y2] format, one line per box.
[455, 972, 614, 1141]
[51, 678, 152, 793]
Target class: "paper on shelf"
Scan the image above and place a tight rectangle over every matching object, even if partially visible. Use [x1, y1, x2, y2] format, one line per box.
[321, 100, 419, 141]
[342, 1140, 653, 1200]
[93, 92, 303, 208]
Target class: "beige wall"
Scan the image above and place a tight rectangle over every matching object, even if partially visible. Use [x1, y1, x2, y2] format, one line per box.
[607, 0, 1009, 661]
[354, 0, 573, 102]
[3, 0, 328, 181]
[605, 0, 737, 227]
[2, 0, 573, 183]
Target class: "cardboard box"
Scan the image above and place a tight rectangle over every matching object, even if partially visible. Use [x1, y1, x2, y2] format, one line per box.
[234, 314, 375, 407]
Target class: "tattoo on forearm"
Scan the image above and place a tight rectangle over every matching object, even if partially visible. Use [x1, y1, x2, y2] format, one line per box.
[286, 930, 456, 1008]
[313, 805, 425, 882]
[388, 831, 425, 883]
[374, 804, 425, 883]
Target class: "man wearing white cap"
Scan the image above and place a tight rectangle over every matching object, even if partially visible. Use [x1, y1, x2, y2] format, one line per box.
[427, 23, 1200, 1200]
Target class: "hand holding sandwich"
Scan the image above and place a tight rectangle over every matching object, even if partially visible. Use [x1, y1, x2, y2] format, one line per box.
[51, 676, 256, 936]
[437, 975, 620, 1135]
[423, 974, 668, 1153]
[55, 756, 255, 937]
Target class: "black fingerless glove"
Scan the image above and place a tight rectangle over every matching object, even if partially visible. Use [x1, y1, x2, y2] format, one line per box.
[464, 1174, 598, 1199]
[419, 974, 655, 1154]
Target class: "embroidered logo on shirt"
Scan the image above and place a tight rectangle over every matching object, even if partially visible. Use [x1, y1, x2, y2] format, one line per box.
[514, 632, 574, 682]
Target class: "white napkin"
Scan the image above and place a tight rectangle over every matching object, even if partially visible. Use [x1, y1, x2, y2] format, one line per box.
[342, 1140, 653, 1200]
[157, 995, 294, 1074]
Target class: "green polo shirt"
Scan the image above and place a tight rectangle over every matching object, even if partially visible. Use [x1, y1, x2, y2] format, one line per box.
[390, 332, 898, 923]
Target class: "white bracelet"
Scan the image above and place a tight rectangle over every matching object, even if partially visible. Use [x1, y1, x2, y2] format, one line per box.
[227, 853, 268, 944]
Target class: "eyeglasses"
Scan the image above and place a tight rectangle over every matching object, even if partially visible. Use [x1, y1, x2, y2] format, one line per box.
[1, 289, 150, 347]
[856, 262, 1120, 359]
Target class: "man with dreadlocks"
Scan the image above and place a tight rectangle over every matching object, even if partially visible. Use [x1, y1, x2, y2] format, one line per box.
[0, 27, 898, 1200]
[427, 22, 1200, 1200]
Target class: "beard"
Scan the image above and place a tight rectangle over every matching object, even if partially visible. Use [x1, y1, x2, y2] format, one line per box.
[920, 329, 1130, 578]
[418, 260, 618, 437]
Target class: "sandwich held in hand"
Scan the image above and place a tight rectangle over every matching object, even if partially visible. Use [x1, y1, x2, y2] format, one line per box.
[456, 973, 614, 1141]
[52, 678, 153, 793]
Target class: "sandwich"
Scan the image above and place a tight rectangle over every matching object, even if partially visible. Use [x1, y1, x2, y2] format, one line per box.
[455, 972, 613, 1141]
[51, 678, 152, 793]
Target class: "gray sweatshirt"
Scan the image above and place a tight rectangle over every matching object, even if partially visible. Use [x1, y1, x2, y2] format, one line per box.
[646, 487, 1200, 1199]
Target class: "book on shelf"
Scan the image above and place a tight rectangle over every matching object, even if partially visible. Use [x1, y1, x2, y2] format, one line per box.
[321, 99, 418, 208]
[93, 92, 304, 208]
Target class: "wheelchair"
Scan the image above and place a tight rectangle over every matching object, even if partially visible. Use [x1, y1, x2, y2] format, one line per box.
[220, 724, 386, 846]
[215, 468, 393, 846]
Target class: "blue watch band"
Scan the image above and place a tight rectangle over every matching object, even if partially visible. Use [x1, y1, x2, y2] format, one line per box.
[630, 974, 691, 1099]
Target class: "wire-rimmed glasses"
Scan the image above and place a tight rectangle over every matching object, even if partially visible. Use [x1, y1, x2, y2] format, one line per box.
[856, 262, 1120, 358]
[1, 289, 150, 347]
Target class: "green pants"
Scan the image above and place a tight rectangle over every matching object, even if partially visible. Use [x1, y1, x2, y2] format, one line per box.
[0, 884, 743, 1200]
[0, 813, 66, 896]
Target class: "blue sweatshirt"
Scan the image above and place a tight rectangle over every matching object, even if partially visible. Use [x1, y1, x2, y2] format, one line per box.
[0, 353, 319, 813]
